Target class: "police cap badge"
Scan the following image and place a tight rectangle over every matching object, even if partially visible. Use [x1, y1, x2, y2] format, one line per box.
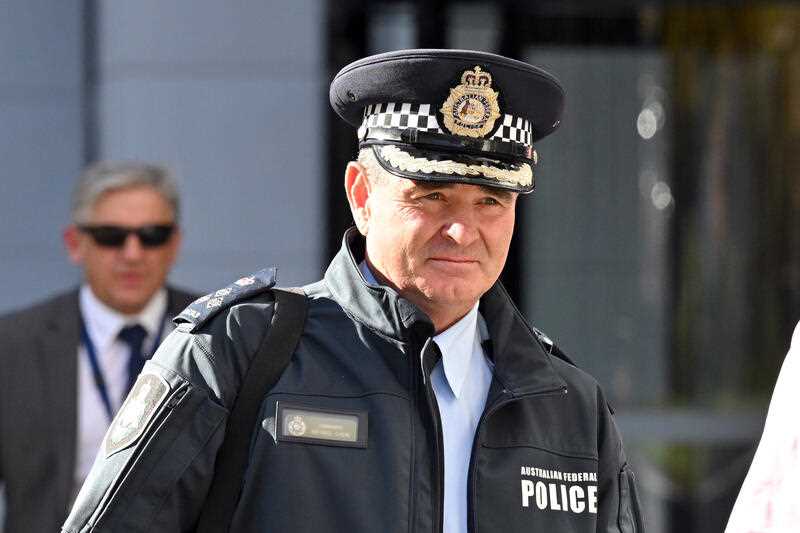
[329, 49, 565, 193]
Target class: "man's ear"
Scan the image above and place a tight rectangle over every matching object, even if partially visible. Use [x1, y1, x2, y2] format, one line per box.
[344, 161, 373, 236]
[63, 225, 85, 265]
[162, 226, 182, 269]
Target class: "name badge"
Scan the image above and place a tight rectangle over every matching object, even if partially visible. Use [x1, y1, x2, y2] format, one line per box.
[275, 402, 368, 448]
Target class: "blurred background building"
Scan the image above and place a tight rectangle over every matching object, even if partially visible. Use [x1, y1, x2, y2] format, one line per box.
[2, 1, 800, 532]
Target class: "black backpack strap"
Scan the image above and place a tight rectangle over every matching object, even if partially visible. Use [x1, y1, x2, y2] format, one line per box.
[196, 287, 308, 533]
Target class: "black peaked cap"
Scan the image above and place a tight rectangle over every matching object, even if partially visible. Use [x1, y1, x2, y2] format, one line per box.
[329, 49, 565, 193]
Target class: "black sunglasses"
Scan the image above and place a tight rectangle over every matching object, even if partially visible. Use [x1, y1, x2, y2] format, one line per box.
[78, 224, 176, 248]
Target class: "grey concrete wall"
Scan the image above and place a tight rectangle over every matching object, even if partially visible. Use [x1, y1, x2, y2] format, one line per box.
[1, 1, 327, 312]
[0, 1, 85, 313]
[95, 1, 326, 292]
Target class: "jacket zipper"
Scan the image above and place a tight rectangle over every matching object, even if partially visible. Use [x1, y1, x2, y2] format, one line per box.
[415, 337, 445, 533]
[466, 385, 568, 533]
[423, 372, 445, 533]
[408, 344, 418, 533]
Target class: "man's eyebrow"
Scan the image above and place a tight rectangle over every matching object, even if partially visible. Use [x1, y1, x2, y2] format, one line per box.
[479, 186, 515, 201]
[410, 180, 456, 191]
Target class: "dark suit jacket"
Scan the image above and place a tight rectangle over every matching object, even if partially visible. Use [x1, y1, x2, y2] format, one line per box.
[0, 287, 196, 533]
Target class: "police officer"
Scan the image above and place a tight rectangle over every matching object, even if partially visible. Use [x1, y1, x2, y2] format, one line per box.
[63, 49, 643, 533]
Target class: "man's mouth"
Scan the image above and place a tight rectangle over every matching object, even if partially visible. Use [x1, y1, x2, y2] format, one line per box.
[118, 272, 145, 284]
[429, 256, 479, 265]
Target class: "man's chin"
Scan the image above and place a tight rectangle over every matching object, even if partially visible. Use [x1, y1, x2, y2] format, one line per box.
[418, 282, 485, 308]
[108, 287, 158, 315]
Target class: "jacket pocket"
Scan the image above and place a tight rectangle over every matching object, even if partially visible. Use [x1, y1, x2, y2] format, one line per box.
[617, 464, 643, 533]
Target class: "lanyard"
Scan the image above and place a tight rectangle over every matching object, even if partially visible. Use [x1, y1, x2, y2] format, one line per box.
[79, 310, 168, 422]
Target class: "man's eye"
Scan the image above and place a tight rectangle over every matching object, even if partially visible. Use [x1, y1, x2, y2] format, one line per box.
[426, 192, 443, 200]
[482, 197, 500, 205]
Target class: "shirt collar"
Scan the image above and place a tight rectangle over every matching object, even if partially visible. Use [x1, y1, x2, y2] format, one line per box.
[358, 259, 380, 287]
[79, 285, 168, 350]
[433, 303, 480, 399]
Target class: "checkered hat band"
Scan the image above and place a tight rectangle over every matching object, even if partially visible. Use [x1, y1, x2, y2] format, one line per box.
[359, 102, 532, 147]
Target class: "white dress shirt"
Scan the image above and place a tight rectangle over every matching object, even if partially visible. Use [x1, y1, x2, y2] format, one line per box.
[75, 285, 168, 491]
[359, 261, 493, 533]
[726, 320, 800, 532]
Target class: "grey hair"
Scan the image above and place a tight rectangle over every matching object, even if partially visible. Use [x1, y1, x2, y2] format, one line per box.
[71, 161, 180, 224]
[357, 147, 389, 185]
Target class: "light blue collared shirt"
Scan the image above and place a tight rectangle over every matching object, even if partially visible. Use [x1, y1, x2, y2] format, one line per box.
[359, 261, 493, 533]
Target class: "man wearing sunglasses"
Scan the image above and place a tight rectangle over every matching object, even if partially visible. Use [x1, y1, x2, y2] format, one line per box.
[0, 162, 196, 533]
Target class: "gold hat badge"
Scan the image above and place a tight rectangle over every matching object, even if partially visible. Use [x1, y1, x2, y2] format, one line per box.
[440, 66, 501, 138]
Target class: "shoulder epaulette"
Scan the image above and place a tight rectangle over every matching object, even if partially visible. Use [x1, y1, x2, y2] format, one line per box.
[175, 268, 277, 333]
[531, 325, 577, 367]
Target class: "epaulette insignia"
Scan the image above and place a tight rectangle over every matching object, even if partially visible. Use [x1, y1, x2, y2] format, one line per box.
[175, 267, 277, 332]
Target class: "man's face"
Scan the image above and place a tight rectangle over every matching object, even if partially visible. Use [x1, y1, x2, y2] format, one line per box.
[64, 185, 180, 315]
[350, 164, 517, 328]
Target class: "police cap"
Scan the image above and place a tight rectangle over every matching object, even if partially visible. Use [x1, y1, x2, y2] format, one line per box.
[330, 49, 564, 193]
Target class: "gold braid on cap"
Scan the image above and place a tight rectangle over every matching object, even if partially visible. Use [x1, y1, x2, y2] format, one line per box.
[378, 145, 533, 188]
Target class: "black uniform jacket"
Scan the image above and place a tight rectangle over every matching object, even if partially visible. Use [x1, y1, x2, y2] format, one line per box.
[63, 230, 643, 532]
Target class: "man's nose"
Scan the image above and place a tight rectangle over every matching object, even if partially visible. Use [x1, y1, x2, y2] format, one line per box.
[120, 233, 145, 260]
[443, 211, 479, 246]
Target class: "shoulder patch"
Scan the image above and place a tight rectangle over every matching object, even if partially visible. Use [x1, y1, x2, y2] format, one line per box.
[175, 268, 277, 332]
[105, 372, 170, 457]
